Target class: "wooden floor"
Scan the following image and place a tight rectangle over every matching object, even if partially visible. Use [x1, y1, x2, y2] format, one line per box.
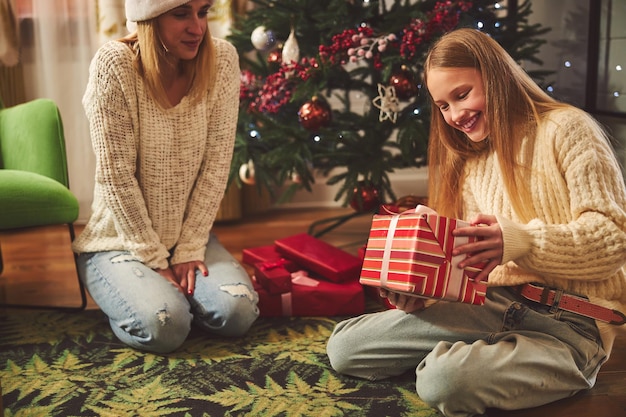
[0, 207, 624, 417]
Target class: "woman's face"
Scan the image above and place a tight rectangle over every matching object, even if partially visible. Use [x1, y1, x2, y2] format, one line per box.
[156, 0, 212, 61]
[427, 67, 489, 142]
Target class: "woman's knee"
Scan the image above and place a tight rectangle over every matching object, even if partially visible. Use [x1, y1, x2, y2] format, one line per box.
[214, 297, 259, 337]
[111, 303, 193, 353]
[193, 281, 259, 337]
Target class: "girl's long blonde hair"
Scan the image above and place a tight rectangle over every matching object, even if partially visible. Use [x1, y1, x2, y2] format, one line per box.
[424, 28, 568, 221]
[120, 18, 217, 108]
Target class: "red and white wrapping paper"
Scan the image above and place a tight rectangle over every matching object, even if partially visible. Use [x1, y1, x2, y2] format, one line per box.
[359, 206, 487, 305]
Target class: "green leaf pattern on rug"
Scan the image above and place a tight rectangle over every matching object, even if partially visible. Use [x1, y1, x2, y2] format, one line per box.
[82, 376, 192, 416]
[0, 311, 440, 416]
[200, 371, 361, 417]
[1, 311, 108, 345]
[250, 324, 331, 366]
[398, 386, 443, 416]
[4, 352, 91, 407]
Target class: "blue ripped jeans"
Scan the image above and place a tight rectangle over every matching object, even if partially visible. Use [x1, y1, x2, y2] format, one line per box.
[327, 286, 607, 417]
[77, 234, 259, 353]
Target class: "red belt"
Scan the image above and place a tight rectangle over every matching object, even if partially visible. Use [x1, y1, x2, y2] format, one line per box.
[516, 283, 625, 325]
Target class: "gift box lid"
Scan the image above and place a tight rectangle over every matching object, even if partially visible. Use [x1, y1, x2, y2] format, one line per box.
[242, 245, 298, 271]
[274, 233, 362, 282]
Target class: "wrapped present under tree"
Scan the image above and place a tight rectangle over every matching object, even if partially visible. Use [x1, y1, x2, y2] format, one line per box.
[254, 271, 365, 317]
[274, 233, 362, 283]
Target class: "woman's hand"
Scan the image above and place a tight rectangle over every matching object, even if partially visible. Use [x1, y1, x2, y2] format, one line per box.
[171, 261, 208, 296]
[155, 267, 185, 294]
[452, 213, 503, 282]
[380, 289, 426, 313]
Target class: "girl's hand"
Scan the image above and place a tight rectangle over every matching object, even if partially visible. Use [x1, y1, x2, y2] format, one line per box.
[380, 289, 426, 313]
[452, 213, 503, 282]
[171, 261, 208, 296]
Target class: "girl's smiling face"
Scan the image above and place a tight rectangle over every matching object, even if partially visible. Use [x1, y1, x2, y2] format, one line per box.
[427, 67, 489, 142]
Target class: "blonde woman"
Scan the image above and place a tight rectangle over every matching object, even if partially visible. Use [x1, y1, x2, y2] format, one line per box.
[74, 0, 258, 353]
[327, 28, 626, 416]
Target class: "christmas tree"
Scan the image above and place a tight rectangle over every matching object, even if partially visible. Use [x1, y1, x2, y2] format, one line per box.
[227, 0, 550, 211]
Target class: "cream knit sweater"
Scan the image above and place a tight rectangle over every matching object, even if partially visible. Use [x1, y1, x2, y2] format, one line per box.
[462, 107, 626, 352]
[73, 38, 240, 271]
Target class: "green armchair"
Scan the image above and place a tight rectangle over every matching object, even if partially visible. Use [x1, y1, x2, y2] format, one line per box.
[0, 98, 87, 310]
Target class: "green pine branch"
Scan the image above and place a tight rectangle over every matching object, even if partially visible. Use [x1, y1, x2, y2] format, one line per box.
[228, 0, 551, 207]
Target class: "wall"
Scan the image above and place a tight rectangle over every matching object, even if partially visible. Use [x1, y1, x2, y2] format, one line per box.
[278, 166, 429, 209]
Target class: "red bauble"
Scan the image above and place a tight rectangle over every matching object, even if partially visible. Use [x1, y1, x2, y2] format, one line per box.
[298, 96, 332, 131]
[389, 65, 418, 100]
[350, 182, 381, 212]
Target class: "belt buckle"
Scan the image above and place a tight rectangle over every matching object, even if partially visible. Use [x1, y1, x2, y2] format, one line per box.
[548, 288, 564, 313]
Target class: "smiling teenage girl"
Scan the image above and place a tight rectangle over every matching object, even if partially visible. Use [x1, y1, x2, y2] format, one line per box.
[327, 28, 626, 416]
[73, 0, 259, 353]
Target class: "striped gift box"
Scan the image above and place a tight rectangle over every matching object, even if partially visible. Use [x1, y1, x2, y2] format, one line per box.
[360, 211, 487, 305]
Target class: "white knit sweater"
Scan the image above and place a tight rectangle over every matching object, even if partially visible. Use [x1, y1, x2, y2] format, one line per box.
[463, 107, 626, 352]
[73, 38, 240, 271]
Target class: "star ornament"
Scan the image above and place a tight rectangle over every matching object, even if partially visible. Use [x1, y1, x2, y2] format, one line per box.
[372, 83, 400, 123]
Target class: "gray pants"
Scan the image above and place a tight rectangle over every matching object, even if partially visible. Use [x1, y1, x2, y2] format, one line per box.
[326, 286, 607, 417]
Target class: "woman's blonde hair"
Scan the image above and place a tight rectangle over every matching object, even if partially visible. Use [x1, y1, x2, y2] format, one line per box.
[424, 28, 569, 221]
[120, 18, 217, 108]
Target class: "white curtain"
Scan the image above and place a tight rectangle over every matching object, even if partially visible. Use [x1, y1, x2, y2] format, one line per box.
[19, 0, 97, 222]
[96, 0, 127, 44]
[20, 0, 234, 222]
[0, 0, 19, 66]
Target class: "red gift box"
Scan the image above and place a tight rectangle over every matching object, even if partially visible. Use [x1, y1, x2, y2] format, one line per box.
[242, 245, 298, 271]
[253, 262, 292, 295]
[357, 244, 367, 261]
[274, 233, 362, 283]
[254, 271, 365, 317]
[359, 207, 487, 305]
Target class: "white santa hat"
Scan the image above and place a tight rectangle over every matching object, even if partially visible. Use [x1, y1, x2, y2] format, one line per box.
[125, 0, 190, 22]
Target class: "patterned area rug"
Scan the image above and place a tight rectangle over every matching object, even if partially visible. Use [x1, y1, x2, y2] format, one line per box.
[0, 309, 438, 416]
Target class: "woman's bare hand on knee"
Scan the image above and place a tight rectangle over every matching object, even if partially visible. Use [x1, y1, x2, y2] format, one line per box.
[172, 261, 208, 296]
[155, 267, 184, 294]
